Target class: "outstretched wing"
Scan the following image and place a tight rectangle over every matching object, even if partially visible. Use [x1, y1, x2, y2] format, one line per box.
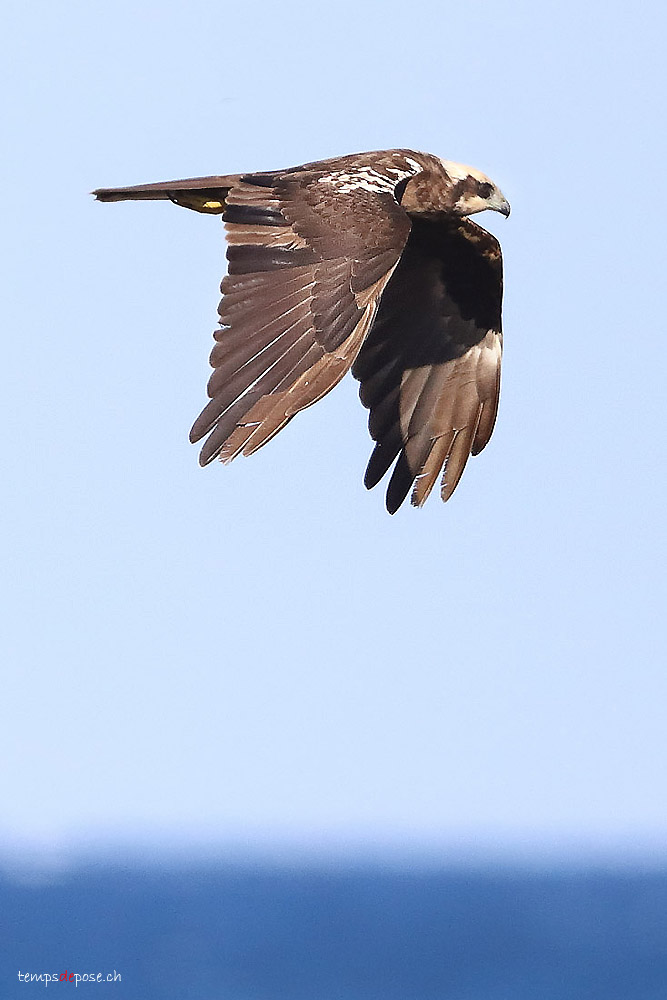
[352, 216, 503, 513]
[186, 164, 416, 464]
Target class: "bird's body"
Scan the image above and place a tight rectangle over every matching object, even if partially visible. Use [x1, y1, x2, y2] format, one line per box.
[94, 149, 509, 512]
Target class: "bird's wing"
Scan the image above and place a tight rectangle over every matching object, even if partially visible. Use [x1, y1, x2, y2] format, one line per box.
[352, 217, 503, 513]
[187, 165, 415, 464]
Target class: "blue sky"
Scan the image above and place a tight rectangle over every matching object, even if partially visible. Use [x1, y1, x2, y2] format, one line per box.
[2, 0, 665, 864]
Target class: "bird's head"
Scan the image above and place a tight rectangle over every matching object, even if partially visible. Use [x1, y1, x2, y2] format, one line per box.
[397, 157, 510, 219]
[440, 159, 510, 218]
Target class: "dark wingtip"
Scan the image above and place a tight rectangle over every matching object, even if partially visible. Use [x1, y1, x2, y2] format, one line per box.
[197, 430, 226, 466]
[384, 454, 413, 514]
[364, 440, 400, 491]
[188, 420, 216, 464]
[197, 440, 218, 466]
[363, 466, 379, 491]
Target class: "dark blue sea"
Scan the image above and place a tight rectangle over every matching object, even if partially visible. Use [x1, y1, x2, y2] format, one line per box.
[3, 861, 667, 998]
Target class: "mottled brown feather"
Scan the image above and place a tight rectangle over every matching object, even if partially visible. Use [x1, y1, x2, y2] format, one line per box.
[186, 163, 414, 464]
[353, 216, 503, 512]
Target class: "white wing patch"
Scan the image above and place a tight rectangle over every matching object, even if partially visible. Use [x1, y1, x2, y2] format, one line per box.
[403, 156, 424, 174]
[317, 163, 417, 196]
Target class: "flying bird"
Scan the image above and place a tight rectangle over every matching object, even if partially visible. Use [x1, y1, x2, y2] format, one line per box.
[94, 149, 509, 512]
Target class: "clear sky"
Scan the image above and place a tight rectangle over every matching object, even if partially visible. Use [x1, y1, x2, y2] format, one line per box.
[2, 0, 665, 865]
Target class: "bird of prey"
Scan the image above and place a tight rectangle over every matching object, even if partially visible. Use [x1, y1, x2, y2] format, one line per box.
[94, 149, 509, 512]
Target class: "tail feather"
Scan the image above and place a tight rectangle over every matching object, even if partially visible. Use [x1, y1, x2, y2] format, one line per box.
[92, 175, 241, 213]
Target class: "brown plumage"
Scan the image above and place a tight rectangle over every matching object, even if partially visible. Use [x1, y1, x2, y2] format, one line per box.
[94, 149, 509, 512]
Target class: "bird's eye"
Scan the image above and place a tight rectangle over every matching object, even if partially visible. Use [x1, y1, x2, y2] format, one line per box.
[477, 181, 493, 199]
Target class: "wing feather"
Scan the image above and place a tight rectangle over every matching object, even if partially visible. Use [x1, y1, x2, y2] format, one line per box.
[353, 216, 503, 512]
[187, 162, 415, 465]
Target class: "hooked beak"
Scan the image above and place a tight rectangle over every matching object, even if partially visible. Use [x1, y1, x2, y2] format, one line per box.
[498, 197, 511, 218]
[486, 186, 510, 218]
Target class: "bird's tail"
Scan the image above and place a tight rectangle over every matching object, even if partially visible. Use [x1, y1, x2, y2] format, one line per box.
[92, 175, 241, 214]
